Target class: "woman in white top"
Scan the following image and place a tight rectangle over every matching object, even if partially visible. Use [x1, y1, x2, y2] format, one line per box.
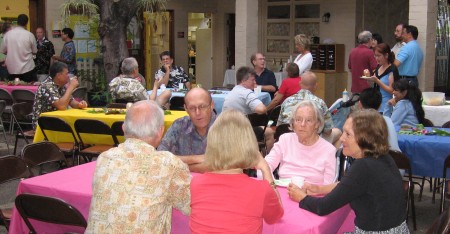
[293, 34, 313, 75]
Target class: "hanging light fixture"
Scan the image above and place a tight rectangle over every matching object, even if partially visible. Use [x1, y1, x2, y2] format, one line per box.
[322, 12, 331, 23]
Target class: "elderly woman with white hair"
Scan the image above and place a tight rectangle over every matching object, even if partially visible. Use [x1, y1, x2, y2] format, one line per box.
[265, 100, 336, 185]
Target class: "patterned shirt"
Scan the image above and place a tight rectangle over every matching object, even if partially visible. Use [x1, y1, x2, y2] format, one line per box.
[35, 37, 55, 74]
[61, 41, 77, 74]
[86, 138, 191, 234]
[32, 76, 72, 127]
[158, 113, 216, 155]
[154, 65, 190, 88]
[109, 76, 149, 102]
[277, 89, 334, 132]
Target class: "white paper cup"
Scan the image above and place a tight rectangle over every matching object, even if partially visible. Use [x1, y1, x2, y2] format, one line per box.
[254, 85, 262, 95]
[179, 83, 184, 90]
[291, 176, 305, 188]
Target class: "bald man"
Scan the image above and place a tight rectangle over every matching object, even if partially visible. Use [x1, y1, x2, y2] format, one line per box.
[277, 71, 342, 147]
[158, 88, 216, 172]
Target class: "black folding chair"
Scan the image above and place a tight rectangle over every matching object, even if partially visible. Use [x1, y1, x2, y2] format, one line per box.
[15, 193, 87, 234]
[247, 113, 269, 155]
[268, 105, 282, 127]
[21, 142, 67, 176]
[74, 119, 117, 162]
[37, 116, 80, 165]
[11, 89, 35, 105]
[72, 87, 87, 101]
[390, 150, 417, 230]
[11, 102, 35, 155]
[0, 88, 15, 134]
[0, 155, 31, 231]
[111, 121, 124, 146]
[169, 96, 185, 110]
[0, 100, 10, 153]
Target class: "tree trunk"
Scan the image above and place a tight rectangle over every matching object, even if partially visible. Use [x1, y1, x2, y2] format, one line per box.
[96, 0, 140, 82]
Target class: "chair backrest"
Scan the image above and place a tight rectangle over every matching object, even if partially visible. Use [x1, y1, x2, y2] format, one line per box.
[15, 193, 87, 233]
[106, 103, 127, 109]
[426, 207, 450, 234]
[0, 155, 31, 184]
[0, 100, 6, 116]
[21, 142, 67, 175]
[37, 116, 79, 144]
[442, 121, 450, 128]
[0, 88, 14, 106]
[11, 90, 35, 104]
[274, 123, 292, 142]
[423, 118, 435, 127]
[111, 121, 124, 145]
[389, 150, 411, 171]
[247, 113, 269, 128]
[169, 96, 185, 110]
[72, 87, 87, 101]
[74, 119, 118, 146]
[11, 102, 33, 122]
[268, 105, 282, 126]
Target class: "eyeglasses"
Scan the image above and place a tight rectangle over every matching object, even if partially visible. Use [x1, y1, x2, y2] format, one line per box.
[186, 104, 211, 112]
[294, 117, 315, 125]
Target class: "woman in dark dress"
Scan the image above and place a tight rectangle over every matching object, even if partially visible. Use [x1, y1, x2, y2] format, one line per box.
[287, 109, 409, 233]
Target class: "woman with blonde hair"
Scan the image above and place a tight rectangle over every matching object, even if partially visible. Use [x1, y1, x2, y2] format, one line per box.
[293, 34, 313, 75]
[190, 110, 283, 233]
[288, 109, 408, 233]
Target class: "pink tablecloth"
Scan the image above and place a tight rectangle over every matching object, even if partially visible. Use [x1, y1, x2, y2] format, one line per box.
[9, 162, 355, 233]
[0, 84, 38, 94]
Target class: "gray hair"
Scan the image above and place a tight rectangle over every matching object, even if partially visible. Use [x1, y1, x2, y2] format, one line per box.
[358, 31, 372, 44]
[289, 100, 325, 134]
[49, 62, 68, 78]
[121, 57, 138, 75]
[123, 100, 164, 140]
[236, 66, 256, 84]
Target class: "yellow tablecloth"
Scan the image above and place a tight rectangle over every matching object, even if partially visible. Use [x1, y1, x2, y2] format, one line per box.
[33, 108, 188, 145]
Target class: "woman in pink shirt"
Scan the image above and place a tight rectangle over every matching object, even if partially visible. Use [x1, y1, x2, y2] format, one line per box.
[266, 63, 301, 111]
[190, 110, 284, 234]
[265, 100, 336, 185]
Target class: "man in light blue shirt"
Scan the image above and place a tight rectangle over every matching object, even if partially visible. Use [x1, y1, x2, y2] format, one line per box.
[394, 25, 423, 87]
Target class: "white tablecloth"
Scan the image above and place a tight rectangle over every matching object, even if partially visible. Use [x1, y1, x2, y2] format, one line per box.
[150, 89, 272, 114]
[423, 104, 450, 126]
[223, 69, 287, 87]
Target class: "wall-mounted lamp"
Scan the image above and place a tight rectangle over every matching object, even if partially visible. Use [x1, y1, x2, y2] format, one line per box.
[322, 12, 331, 23]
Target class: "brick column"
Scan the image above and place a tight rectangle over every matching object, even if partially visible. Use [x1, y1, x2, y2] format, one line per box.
[235, 0, 259, 69]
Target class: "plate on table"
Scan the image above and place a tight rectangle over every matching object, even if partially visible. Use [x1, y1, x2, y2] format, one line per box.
[274, 178, 291, 187]
[360, 76, 372, 79]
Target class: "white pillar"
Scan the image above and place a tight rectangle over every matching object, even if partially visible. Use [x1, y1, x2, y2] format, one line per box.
[409, 0, 437, 91]
[235, 0, 259, 69]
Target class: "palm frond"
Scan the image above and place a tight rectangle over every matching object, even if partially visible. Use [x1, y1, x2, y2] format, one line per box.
[60, 0, 99, 27]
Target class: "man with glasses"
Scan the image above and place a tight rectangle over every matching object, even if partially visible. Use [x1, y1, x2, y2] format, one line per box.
[251, 52, 277, 99]
[158, 88, 215, 172]
[391, 23, 406, 57]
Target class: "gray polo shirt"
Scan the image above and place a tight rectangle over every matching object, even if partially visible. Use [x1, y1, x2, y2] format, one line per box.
[222, 85, 262, 114]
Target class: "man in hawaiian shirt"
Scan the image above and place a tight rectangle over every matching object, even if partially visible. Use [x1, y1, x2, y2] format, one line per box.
[32, 62, 87, 127]
[277, 71, 342, 147]
[109, 57, 171, 106]
[34, 27, 55, 74]
[154, 51, 191, 89]
[86, 100, 191, 233]
[158, 88, 215, 172]
[52, 28, 77, 75]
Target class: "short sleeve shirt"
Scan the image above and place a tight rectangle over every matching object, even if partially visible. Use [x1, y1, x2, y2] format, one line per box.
[396, 40, 423, 76]
[35, 38, 55, 74]
[222, 85, 263, 115]
[109, 76, 149, 102]
[158, 114, 216, 155]
[255, 68, 278, 98]
[154, 65, 190, 88]
[61, 41, 77, 75]
[32, 76, 72, 127]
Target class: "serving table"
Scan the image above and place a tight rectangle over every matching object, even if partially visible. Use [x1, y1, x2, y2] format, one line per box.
[9, 162, 356, 233]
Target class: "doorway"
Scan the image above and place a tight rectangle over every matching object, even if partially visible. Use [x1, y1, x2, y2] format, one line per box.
[188, 13, 213, 89]
[29, 0, 46, 33]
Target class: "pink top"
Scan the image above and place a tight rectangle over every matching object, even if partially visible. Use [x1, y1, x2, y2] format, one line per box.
[190, 173, 283, 234]
[277, 77, 301, 104]
[265, 132, 337, 185]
